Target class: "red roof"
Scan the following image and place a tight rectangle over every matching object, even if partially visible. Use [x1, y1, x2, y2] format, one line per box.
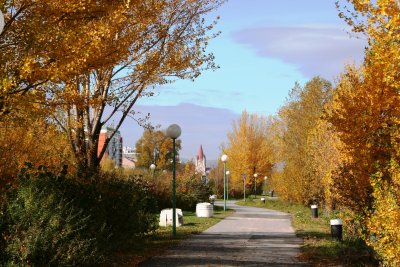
[197, 145, 205, 160]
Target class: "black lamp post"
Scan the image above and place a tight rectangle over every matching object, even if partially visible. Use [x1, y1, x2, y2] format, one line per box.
[166, 124, 181, 237]
[242, 174, 247, 201]
[226, 170, 230, 200]
[254, 173, 258, 196]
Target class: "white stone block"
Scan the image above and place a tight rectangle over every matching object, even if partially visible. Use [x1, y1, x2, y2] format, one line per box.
[159, 208, 184, 227]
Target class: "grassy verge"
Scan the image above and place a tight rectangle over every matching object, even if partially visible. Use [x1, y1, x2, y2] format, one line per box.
[104, 205, 234, 266]
[236, 198, 378, 266]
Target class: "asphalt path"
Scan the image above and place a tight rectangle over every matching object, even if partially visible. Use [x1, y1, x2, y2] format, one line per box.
[139, 200, 310, 266]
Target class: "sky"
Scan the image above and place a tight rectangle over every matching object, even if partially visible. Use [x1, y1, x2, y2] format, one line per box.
[120, 0, 367, 162]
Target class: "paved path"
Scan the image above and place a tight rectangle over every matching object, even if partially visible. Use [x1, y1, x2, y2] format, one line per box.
[139, 200, 309, 266]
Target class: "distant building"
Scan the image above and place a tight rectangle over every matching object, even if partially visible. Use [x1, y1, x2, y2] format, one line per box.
[195, 145, 208, 182]
[98, 126, 123, 167]
[122, 146, 137, 162]
[122, 146, 136, 169]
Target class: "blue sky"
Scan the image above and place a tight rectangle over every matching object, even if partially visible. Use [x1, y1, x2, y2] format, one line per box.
[120, 0, 367, 161]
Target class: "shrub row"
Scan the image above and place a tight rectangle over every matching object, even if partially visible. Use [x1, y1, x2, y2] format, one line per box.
[0, 164, 158, 266]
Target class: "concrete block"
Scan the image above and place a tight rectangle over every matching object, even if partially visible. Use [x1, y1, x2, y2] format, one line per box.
[159, 208, 184, 227]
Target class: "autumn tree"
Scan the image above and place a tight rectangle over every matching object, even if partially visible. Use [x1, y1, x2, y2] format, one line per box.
[305, 119, 343, 209]
[224, 111, 275, 197]
[275, 77, 333, 204]
[0, 0, 141, 117]
[0, 0, 223, 175]
[43, 0, 224, 176]
[331, 1, 400, 263]
[0, 92, 72, 189]
[135, 129, 182, 171]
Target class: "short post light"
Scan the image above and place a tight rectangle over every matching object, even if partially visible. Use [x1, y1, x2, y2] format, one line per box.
[0, 10, 4, 34]
[166, 124, 181, 236]
[253, 173, 258, 197]
[225, 170, 230, 200]
[221, 154, 228, 211]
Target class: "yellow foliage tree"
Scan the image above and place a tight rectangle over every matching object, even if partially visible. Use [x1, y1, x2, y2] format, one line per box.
[306, 119, 343, 209]
[274, 77, 333, 204]
[327, 58, 400, 264]
[330, 1, 400, 262]
[0, 0, 223, 175]
[1, 0, 143, 116]
[224, 111, 274, 197]
[135, 129, 182, 171]
[46, 0, 224, 176]
[0, 92, 72, 189]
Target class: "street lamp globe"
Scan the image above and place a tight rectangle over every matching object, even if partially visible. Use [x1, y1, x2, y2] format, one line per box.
[0, 10, 4, 34]
[150, 164, 156, 171]
[226, 170, 230, 175]
[264, 176, 267, 181]
[254, 173, 258, 178]
[166, 124, 181, 139]
[221, 154, 228, 162]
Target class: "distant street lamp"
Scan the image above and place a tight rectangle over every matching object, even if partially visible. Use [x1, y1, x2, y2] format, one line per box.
[0, 10, 4, 34]
[242, 174, 247, 202]
[166, 124, 181, 237]
[226, 170, 230, 200]
[221, 154, 228, 211]
[254, 173, 258, 196]
[150, 163, 156, 177]
[264, 176, 268, 195]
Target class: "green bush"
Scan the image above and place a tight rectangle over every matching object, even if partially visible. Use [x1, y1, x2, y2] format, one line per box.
[1, 165, 158, 266]
[176, 174, 212, 211]
[3, 165, 102, 266]
[90, 173, 159, 249]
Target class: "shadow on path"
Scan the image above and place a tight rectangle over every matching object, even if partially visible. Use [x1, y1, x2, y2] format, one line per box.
[139, 201, 310, 267]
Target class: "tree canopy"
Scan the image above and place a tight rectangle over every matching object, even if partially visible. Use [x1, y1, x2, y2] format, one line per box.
[0, 0, 224, 175]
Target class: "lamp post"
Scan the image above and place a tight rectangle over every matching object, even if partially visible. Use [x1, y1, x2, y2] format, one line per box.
[264, 176, 268, 195]
[0, 10, 4, 34]
[221, 154, 228, 211]
[254, 173, 258, 197]
[226, 170, 230, 200]
[150, 163, 156, 177]
[166, 124, 181, 237]
[242, 174, 246, 202]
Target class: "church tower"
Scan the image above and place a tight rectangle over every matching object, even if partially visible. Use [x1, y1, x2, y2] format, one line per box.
[195, 145, 206, 179]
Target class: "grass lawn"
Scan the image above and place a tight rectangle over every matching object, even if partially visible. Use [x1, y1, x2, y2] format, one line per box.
[104, 205, 234, 266]
[236, 197, 378, 266]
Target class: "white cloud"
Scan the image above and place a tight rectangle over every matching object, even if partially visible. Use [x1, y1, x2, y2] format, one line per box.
[232, 25, 367, 79]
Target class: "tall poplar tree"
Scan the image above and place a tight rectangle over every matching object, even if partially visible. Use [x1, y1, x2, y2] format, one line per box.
[276, 77, 332, 204]
[331, 1, 400, 263]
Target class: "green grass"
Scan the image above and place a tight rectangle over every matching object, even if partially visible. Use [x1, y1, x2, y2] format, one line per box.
[236, 198, 378, 266]
[103, 205, 234, 266]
